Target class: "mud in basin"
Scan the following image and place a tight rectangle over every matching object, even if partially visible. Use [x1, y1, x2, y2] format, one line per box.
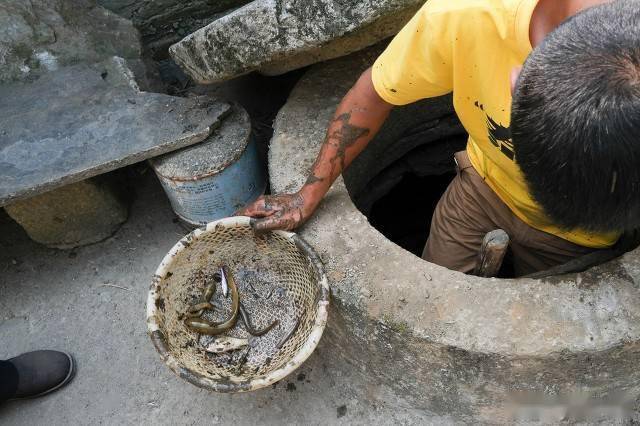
[146, 217, 329, 392]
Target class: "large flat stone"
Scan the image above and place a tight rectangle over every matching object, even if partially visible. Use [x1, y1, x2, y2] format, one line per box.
[0, 0, 141, 84]
[169, 0, 423, 83]
[0, 57, 230, 206]
[269, 47, 640, 422]
[97, 0, 251, 51]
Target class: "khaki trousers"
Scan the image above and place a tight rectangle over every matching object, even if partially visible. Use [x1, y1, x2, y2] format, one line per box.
[422, 151, 596, 276]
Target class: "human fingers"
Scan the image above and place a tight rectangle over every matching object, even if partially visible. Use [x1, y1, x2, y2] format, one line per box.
[235, 197, 271, 217]
[250, 211, 300, 233]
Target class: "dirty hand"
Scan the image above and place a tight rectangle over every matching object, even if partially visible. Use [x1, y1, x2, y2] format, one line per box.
[235, 192, 317, 232]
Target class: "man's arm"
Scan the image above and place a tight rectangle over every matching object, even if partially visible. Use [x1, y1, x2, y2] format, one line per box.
[236, 67, 393, 232]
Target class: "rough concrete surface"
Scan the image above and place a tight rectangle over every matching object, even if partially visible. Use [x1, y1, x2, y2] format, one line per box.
[151, 104, 251, 179]
[269, 47, 640, 422]
[97, 0, 251, 51]
[0, 169, 446, 425]
[0, 57, 230, 206]
[0, 0, 141, 84]
[169, 0, 423, 83]
[4, 176, 128, 249]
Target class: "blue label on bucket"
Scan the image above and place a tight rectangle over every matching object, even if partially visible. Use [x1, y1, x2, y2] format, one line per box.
[156, 138, 266, 225]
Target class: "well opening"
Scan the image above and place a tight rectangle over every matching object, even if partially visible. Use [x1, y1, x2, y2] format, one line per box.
[350, 143, 460, 257]
[343, 95, 638, 278]
[343, 95, 467, 253]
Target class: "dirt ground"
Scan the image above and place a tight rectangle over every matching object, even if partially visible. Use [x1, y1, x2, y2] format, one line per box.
[0, 167, 447, 425]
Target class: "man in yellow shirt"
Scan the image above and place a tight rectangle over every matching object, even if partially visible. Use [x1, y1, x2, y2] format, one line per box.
[239, 0, 640, 276]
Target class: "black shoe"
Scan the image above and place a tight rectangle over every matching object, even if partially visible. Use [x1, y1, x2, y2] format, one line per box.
[7, 350, 75, 400]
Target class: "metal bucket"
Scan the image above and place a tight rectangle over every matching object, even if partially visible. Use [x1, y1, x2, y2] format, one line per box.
[150, 105, 265, 226]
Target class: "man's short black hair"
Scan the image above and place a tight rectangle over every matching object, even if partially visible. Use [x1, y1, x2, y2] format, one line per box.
[512, 0, 640, 233]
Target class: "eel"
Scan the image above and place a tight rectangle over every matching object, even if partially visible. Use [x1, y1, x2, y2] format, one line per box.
[184, 265, 239, 335]
[238, 302, 278, 336]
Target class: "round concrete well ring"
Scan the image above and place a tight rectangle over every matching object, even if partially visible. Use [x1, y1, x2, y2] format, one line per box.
[268, 47, 640, 422]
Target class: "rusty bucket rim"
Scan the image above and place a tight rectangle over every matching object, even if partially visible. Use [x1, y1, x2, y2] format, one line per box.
[146, 216, 330, 393]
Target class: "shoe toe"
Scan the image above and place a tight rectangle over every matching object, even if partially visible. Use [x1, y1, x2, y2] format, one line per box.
[9, 350, 74, 399]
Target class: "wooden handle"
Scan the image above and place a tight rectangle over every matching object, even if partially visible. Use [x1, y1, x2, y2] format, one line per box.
[474, 229, 509, 278]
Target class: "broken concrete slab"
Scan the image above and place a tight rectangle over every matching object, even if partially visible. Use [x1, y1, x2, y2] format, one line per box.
[4, 176, 128, 249]
[97, 0, 251, 52]
[0, 57, 230, 207]
[169, 0, 423, 83]
[0, 0, 141, 84]
[269, 47, 640, 422]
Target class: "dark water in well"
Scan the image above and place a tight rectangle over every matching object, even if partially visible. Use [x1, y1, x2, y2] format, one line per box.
[368, 172, 455, 256]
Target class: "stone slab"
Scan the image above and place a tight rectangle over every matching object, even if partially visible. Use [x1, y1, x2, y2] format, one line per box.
[97, 0, 251, 51]
[0, 0, 141, 84]
[169, 0, 423, 83]
[0, 57, 231, 206]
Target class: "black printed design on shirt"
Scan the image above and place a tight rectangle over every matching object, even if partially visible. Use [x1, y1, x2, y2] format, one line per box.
[486, 115, 515, 160]
[475, 101, 515, 161]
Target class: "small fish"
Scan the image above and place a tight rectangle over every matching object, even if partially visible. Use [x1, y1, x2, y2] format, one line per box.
[202, 281, 216, 302]
[185, 301, 222, 319]
[184, 267, 239, 335]
[220, 267, 229, 298]
[265, 286, 286, 300]
[234, 347, 251, 375]
[245, 280, 259, 298]
[205, 337, 249, 354]
[184, 283, 216, 319]
[264, 287, 275, 300]
[184, 310, 205, 319]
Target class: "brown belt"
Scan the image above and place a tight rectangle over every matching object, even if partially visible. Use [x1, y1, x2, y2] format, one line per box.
[453, 151, 473, 174]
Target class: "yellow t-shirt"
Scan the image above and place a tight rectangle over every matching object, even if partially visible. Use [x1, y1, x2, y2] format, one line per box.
[371, 0, 619, 248]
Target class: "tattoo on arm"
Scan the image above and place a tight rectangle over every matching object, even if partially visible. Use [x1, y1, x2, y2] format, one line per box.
[330, 112, 370, 172]
[306, 112, 371, 186]
[305, 174, 325, 185]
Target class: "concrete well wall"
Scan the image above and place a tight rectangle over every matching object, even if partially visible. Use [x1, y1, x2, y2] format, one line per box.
[268, 47, 640, 422]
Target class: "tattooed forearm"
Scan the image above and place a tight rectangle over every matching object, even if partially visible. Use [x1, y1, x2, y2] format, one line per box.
[305, 174, 325, 185]
[242, 68, 389, 233]
[303, 111, 371, 188]
[329, 112, 371, 172]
